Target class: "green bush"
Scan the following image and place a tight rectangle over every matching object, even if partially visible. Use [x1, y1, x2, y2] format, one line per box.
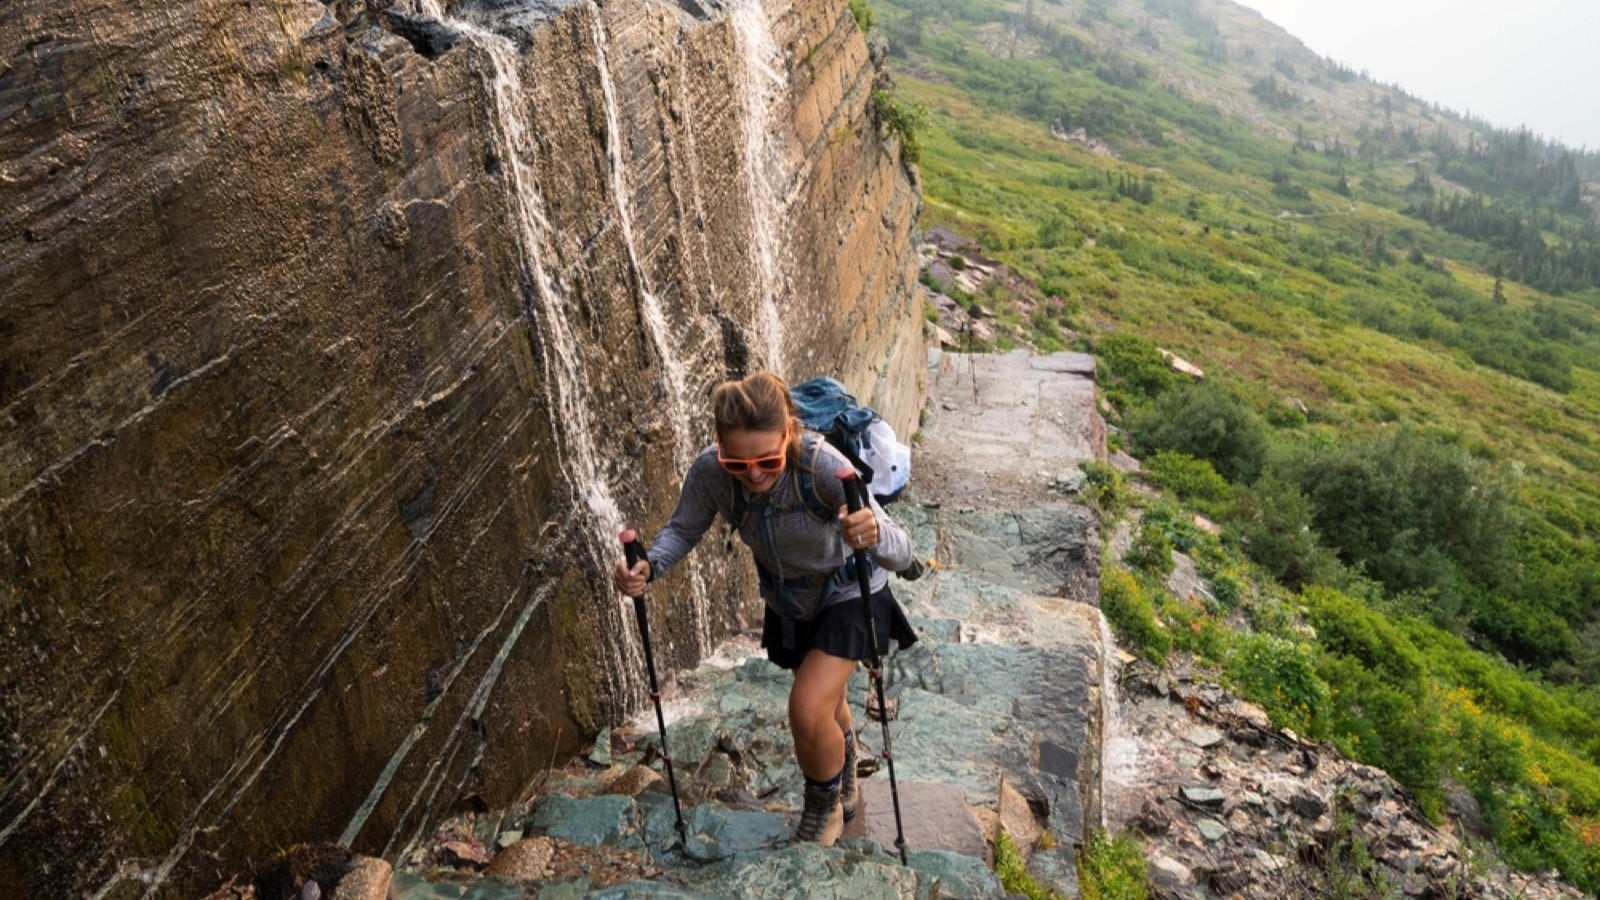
[1128, 380, 1269, 483]
[1209, 570, 1245, 609]
[847, 0, 874, 32]
[1281, 427, 1515, 600]
[1163, 596, 1229, 661]
[872, 89, 928, 164]
[1225, 633, 1331, 738]
[1081, 460, 1131, 516]
[1102, 567, 1171, 664]
[1496, 788, 1600, 894]
[1222, 473, 1340, 589]
[1319, 656, 1447, 815]
[993, 831, 1053, 900]
[1125, 520, 1175, 579]
[1093, 332, 1176, 405]
[1302, 586, 1426, 684]
[1470, 591, 1576, 671]
[1143, 450, 1230, 504]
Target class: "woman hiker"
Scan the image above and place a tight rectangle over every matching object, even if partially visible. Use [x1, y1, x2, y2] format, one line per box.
[613, 371, 918, 846]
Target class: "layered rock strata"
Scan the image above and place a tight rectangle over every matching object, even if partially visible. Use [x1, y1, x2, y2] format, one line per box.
[0, 0, 923, 894]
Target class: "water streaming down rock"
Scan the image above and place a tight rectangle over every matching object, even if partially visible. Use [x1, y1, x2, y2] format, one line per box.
[589, 8, 716, 656]
[460, 12, 643, 706]
[729, 0, 791, 373]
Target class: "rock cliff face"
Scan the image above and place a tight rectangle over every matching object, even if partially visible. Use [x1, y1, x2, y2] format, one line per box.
[0, 0, 923, 894]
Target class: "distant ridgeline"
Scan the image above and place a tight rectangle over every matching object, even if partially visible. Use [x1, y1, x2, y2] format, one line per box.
[879, 0, 1600, 389]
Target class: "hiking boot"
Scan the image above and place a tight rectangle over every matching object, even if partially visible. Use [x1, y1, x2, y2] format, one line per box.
[793, 780, 843, 846]
[840, 731, 860, 821]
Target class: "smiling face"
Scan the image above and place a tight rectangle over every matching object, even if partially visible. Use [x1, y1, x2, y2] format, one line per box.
[717, 426, 788, 493]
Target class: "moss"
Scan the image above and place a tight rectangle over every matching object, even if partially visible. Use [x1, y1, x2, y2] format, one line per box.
[992, 831, 1056, 900]
[871, 89, 928, 165]
[847, 0, 874, 32]
[1077, 829, 1149, 900]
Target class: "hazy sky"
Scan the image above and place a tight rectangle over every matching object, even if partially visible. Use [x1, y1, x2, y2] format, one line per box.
[1236, 1, 1600, 151]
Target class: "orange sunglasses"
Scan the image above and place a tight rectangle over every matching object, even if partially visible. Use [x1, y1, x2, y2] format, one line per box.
[716, 449, 787, 474]
[717, 427, 790, 474]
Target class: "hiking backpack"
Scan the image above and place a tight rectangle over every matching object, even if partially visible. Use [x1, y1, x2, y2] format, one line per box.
[788, 377, 911, 504]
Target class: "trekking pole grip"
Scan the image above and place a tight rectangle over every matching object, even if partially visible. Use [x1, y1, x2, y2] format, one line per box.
[837, 468, 867, 514]
[621, 530, 648, 571]
[622, 530, 651, 602]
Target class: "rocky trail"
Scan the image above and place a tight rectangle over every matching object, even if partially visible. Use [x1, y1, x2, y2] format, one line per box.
[215, 351, 1587, 899]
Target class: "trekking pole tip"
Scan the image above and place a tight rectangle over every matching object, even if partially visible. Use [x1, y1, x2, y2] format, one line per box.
[619, 528, 636, 544]
[835, 467, 857, 482]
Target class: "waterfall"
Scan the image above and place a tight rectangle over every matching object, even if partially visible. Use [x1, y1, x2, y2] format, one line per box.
[728, 0, 790, 373]
[410, 7, 643, 711]
[1096, 609, 1140, 830]
[589, 8, 715, 655]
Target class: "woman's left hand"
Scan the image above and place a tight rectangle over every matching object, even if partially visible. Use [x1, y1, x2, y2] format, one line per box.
[838, 506, 878, 550]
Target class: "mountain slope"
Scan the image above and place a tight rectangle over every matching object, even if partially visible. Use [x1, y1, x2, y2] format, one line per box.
[868, 0, 1600, 889]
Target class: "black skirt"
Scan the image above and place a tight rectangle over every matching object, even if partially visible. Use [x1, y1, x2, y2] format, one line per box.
[760, 585, 918, 670]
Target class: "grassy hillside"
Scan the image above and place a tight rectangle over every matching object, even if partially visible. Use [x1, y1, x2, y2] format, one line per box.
[866, 0, 1600, 887]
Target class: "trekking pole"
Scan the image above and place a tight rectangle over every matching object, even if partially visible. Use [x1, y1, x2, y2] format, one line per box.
[838, 470, 909, 865]
[619, 530, 688, 843]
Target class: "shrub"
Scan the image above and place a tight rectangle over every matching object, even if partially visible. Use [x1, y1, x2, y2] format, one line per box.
[1469, 591, 1576, 671]
[993, 831, 1053, 900]
[1281, 427, 1516, 599]
[1164, 596, 1229, 661]
[847, 0, 873, 32]
[1223, 472, 1339, 589]
[1128, 380, 1269, 483]
[1101, 567, 1171, 664]
[1125, 520, 1175, 579]
[1319, 656, 1447, 814]
[871, 89, 928, 164]
[1081, 460, 1131, 516]
[1302, 585, 1426, 684]
[1225, 633, 1331, 738]
[1143, 450, 1229, 504]
[1093, 332, 1176, 405]
[1209, 570, 1245, 609]
[1497, 788, 1600, 894]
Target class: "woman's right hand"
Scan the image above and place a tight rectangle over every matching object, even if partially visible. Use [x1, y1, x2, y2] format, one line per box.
[614, 558, 650, 598]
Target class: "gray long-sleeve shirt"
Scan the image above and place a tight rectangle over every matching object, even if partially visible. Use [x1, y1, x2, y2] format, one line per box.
[647, 436, 914, 619]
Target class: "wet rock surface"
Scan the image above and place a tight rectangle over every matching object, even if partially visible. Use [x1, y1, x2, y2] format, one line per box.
[373, 540, 1106, 896]
[2, 0, 922, 894]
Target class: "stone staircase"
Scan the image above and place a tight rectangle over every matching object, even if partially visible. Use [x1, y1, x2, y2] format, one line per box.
[252, 351, 1112, 899]
[383, 528, 1111, 896]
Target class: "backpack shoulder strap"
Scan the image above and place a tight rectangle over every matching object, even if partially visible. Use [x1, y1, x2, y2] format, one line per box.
[796, 432, 836, 523]
[826, 430, 875, 486]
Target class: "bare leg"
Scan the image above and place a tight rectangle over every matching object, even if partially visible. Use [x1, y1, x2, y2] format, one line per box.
[833, 674, 854, 736]
[789, 649, 856, 780]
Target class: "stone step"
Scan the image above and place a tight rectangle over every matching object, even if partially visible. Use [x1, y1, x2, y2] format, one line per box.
[843, 780, 988, 863]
